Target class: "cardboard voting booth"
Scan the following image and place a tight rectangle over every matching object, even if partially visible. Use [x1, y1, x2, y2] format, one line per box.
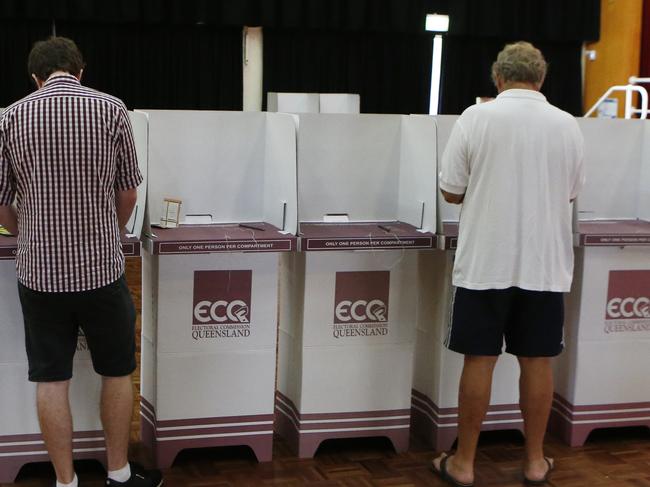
[139, 110, 297, 467]
[318, 94, 361, 114]
[550, 118, 650, 446]
[268, 93, 320, 114]
[410, 115, 524, 451]
[275, 113, 437, 458]
[267, 93, 361, 114]
[0, 112, 148, 483]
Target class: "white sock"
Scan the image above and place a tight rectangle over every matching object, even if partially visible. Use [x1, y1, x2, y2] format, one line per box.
[56, 474, 78, 487]
[108, 463, 132, 483]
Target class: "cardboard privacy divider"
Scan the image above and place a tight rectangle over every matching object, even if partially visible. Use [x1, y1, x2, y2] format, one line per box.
[267, 93, 361, 114]
[275, 113, 437, 458]
[139, 110, 297, 467]
[127, 111, 149, 237]
[0, 112, 148, 483]
[268, 92, 320, 113]
[142, 110, 297, 233]
[295, 114, 436, 233]
[410, 115, 523, 451]
[319, 94, 360, 114]
[550, 118, 650, 446]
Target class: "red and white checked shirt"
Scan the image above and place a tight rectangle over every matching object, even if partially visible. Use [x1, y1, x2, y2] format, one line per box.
[0, 73, 142, 292]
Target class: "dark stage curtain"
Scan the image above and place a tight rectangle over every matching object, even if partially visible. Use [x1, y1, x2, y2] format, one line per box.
[55, 22, 243, 110]
[0, 0, 443, 33]
[446, 0, 600, 42]
[263, 29, 434, 114]
[439, 38, 584, 116]
[438, 0, 599, 115]
[0, 20, 52, 107]
[1, 0, 598, 114]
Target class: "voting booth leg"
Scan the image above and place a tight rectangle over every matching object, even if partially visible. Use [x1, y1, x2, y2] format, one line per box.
[410, 392, 525, 452]
[140, 252, 278, 467]
[0, 457, 27, 484]
[410, 252, 524, 451]
[409, 404, 459, 451]
[547, 405, 599, 448]
[550, 247, 650, 447]
[141, 394, 274, 467]
[549, 402, 650, 448]
[0, 449, 106, 484]
[141, 413, 273, 468]
[276, 251, 417, 458]
[274, 397, 410, 458]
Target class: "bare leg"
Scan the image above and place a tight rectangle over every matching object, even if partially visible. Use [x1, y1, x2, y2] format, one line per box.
[433, 355, 498, 485]
[101, 375, 134, 471]
[37, 381, 75, 483]
[518, 356, 554, 481]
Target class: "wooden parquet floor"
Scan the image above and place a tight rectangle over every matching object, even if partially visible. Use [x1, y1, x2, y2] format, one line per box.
[4, 427, 650, 487]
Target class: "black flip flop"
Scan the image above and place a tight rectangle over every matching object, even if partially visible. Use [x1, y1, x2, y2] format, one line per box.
[524, 457, 554, 486]
[432, 453, 474, 487]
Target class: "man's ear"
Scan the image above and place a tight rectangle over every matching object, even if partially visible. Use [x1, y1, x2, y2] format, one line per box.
[31, 74, 44, 89]
[495, 75, 504, 93]
[77, 69, 83, 82]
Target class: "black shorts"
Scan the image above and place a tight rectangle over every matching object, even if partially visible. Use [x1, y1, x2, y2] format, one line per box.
[445, 286, 564, 357]
[17, 275, 137, 382]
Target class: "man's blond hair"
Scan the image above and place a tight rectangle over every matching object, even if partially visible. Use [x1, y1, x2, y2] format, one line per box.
[491, 41, 547, 87]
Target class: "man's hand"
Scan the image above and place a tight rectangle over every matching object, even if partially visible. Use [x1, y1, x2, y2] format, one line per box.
[441, 189, 465, 205]
[0, 205, 18, 235]
[115, 188, 138, 232]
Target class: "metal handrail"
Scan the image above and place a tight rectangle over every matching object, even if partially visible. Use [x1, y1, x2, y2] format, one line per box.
[584, 84, 648, 119]
[629, 76, 650, 84]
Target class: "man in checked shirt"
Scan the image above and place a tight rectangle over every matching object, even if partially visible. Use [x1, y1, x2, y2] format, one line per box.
[0, 37, 162, 487]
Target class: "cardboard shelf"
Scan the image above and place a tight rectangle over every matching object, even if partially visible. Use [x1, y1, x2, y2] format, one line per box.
[578, 220, 650, 247]
[0, 236, 17, 260]
[299, 222, 435, 251]
[121, 235, 142, 257]
[145, 222, 296, 255]
[438, 220, 650, 249]
[0, 235, 141, 260]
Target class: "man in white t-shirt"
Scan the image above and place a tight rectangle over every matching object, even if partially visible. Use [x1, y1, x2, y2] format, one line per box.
[432, 42, 584, 486]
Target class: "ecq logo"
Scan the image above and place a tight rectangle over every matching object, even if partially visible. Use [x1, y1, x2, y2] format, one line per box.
[605, 270, 650, 320]
[333, 271, 390, 324]
[192, 270, 252, 325]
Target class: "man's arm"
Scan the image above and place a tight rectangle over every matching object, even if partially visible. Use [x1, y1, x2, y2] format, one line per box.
[0, 205, 18, 235]
[439, 119, 470, 207]
[441, 189, 465, 205]
[115, 188, 137, 231]
[114, 104, 142, 234]
[0, 116, 17, 233]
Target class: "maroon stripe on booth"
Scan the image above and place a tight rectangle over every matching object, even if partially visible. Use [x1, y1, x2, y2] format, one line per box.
[411, 389, 523, 425]
[140, 397, 274, 436]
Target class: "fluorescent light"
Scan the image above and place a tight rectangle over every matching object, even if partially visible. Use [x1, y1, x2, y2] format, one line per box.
[429, 35, 444, 114]
[425, 14, 449, 32]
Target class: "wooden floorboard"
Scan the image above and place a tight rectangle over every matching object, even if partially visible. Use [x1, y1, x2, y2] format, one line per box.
[3, 428, 650, 486]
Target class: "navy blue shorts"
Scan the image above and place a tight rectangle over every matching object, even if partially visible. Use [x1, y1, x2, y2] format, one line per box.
[445, 286, 564, 357]
[18, 275, 137, 382]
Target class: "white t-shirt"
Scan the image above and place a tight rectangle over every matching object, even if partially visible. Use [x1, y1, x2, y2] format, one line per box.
[439, 89, 585, 292]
